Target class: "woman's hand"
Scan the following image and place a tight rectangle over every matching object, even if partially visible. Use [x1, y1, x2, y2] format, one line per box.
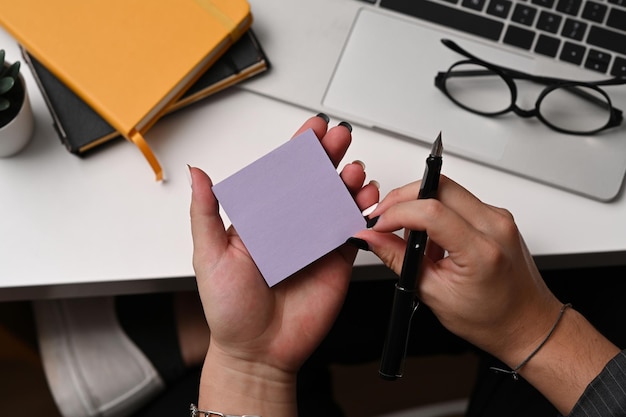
[356, 175, 619, 415]
[357, 175, 561, 365]
[189, 115, 378, 416]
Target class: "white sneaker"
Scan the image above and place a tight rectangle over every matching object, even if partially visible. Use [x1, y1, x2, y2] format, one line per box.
[33, 297, 165, 417]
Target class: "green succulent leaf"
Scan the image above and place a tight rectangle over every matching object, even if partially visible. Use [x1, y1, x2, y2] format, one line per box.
[8, 61, 20, 78]
[0, 50, 23, 118]
[0, 77, 15, 95]
[0, 97, 10, 111]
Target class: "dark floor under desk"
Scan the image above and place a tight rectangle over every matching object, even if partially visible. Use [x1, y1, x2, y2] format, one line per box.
[0, 299, 476, 417]
[0, 300, 62, 417]
[332, 354, 478, 417]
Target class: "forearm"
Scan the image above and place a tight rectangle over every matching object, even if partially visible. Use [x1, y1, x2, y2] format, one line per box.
[198, 346, 298, 417]
[504, 307, 620, 416]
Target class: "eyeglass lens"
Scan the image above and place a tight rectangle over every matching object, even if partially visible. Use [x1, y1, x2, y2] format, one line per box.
[443, 63, 512, 114]
[442, 62, 614, 134]
[539, 86, 612, 133]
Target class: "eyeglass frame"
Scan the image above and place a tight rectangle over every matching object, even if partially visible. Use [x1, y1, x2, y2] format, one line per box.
[434, 39, 626, 135]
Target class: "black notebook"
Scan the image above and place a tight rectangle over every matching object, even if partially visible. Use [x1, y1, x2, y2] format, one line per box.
[23, 30, 270, 155]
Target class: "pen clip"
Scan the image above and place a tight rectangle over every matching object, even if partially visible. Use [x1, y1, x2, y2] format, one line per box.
[405, 297, 420, 349]
[379, 288, 421, 380]
[411, 298, 420, 315]
[397, 298, 420, 375]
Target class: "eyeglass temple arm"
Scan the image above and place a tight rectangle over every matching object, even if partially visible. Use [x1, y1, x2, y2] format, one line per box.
[441, 67, 620, 113]
[561, 85, 612, 109]
[550, 86, 622, 124]
[440, 39, 626, 87]
[440, 39, 624, 113]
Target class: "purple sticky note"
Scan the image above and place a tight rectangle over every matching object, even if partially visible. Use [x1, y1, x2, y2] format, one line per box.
[212, 128, 366, 287]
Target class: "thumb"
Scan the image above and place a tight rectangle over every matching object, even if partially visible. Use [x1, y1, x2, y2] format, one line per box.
[189, 166, 228, 266]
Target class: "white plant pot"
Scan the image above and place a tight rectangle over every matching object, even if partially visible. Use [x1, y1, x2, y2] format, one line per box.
[0, 71, 34, 157]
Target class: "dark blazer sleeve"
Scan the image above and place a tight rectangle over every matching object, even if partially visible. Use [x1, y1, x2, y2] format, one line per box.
[567, 350, 626, 417]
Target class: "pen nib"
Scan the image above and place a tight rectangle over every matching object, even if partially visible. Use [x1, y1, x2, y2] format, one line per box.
[431, 132, 443, 157]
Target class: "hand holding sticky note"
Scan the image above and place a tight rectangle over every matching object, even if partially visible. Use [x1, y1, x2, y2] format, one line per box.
[212, 128, 366, 287]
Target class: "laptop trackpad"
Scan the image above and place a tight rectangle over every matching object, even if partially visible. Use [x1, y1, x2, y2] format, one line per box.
[322, 8, 531, 162]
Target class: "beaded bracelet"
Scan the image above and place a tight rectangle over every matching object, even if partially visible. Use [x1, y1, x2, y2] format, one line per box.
[490, 303, 573, 380]
[190, 403, 261, 417]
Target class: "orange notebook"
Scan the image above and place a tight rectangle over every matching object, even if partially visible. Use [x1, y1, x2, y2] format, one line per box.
[0, 0, 252, 180]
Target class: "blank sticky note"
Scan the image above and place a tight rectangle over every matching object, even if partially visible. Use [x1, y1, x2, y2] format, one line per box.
[212, 128, 366, 287]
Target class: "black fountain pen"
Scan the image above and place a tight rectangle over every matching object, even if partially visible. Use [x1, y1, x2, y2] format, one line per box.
[379, 132, 443, 380]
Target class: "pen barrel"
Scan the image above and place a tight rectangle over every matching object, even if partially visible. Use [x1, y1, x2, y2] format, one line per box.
[379, 141, 442, 381]
[402, 231, 428, 279]
[379, 226, 427, 381]
[379, 284, 419, 380]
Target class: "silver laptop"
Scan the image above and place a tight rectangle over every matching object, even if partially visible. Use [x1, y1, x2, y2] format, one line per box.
[242, 0, 626, 201]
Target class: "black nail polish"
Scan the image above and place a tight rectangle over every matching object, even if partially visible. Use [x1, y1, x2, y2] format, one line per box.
[366, 216, 379, 228]
[338, 121, 353, 132]
[316, 113, 330, 123]
[346, 237, 370, 251]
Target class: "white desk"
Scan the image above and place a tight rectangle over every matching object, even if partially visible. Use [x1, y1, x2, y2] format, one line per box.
[1, 28, 624, 302]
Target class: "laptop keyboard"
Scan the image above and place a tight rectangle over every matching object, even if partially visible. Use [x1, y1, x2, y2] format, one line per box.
[359, 0, 626, 76]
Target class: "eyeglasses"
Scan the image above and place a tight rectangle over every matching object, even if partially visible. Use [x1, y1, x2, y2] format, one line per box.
[434, 39, 626, 135]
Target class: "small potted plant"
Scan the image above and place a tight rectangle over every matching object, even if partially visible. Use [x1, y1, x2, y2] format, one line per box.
[0, 49, 34, 157]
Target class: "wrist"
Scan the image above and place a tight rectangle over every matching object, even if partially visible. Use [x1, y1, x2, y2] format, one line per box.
[490, 303, 572, 379]
[486, 295, 564, 368]
[198, 345, 298, 417]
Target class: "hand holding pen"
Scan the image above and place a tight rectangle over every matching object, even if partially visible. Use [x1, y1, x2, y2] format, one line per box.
[379, 132, 443, 380]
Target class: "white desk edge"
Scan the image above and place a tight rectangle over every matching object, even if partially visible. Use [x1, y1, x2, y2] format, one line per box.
[1, 28, 624, 302]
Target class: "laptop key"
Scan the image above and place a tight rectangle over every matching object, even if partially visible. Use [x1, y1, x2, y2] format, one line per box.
[535, 34, 561, 56]
[462, 0, 487, 11]
[585, 49, 612, 73]
[587, 26, 626, 55]
[512, 4, 538, 26]
[562, 18, 588, 41]
[536, 11, 562, 33]
[560, 41, 586, 64]
[503, 25, 535, 49]
[487, 0, 513, 18]
[556, 0, 582, 15]
[606, 9, 626, 33]
[611, 57, 626, 77]
[582, 1, 608, 23]
[531, 0, 556, 8]
[380, 0, 504, 40]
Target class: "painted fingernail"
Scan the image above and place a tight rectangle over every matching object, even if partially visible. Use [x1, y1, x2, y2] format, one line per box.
[186, 164, 193, 188]
[352, 160, 366, 170]
[368, 180, 380, 189]
[316, 112, 330, 123]
[362, 203, 378, 217]
[338, 121, 353, 132]
[366, 215, 379, 228]
[346, 237, 370, 251]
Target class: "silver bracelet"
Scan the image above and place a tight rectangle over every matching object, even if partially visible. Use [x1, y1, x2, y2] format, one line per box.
[190, 403, 261, 417]
[490, 303, 573, 380]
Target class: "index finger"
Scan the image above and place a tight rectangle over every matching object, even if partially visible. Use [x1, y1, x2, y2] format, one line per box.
[370, 175, 503, 235]
[292, 114, 352, 167]
[359, 198, 484, 275]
